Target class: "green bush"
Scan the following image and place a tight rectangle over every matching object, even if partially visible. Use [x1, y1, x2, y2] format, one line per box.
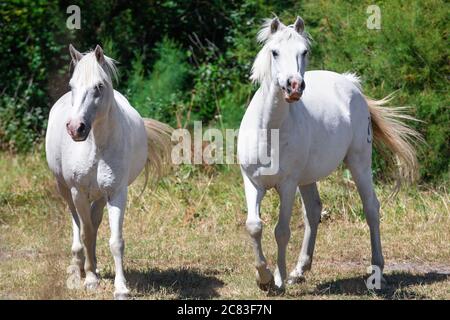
[297, 0, 449, 181]
[0, 0, 68, 151]
[126, 38, 190, 124]
[0, 86, 47, 152]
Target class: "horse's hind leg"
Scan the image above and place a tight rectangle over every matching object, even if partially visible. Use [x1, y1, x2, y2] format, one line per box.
[345, 152, 386, 287]
[288, 183, 322, 284]
[57, 181, 84, 289]
[242, 174, 273, 291]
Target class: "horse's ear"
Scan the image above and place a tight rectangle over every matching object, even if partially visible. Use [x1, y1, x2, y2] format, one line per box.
[293, 16, 305, 34]
[69, 44, 83, 64]
[270, 17, 281, 34]
[94, 45, 105, 64]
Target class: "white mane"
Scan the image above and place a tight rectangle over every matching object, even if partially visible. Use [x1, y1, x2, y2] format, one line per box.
[70, 51, 118, 87]
[250, 19, 311, 85]
[342, 72, 362, 90]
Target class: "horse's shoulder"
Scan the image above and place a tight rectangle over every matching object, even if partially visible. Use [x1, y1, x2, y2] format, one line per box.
[49, 91, 71, 114]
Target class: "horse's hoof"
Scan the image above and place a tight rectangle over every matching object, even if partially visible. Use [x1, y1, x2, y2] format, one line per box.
[287, 274, 306, 285]
[84, 276, 99, 291]
[85, 281, 99, 291]
[378, 275, 388, 290]
[257, 279, 273, 291]
[257, 275, 275, 292]
[256, 267, 274, 291]
[66, 272, 82, 290]
[268, 284, 285, 296]
[66, 264, 81, 275]
[114, 292, 129, 300]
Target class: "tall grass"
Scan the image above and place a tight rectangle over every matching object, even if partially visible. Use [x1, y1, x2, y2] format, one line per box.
[0, 151, 449, 299]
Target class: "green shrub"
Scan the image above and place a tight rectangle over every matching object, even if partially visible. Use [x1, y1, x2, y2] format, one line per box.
[0, 0, 68, 151]
[126, 38, 189, 124]
[296, 0, 449, 182]
[0, 86, 47, 152]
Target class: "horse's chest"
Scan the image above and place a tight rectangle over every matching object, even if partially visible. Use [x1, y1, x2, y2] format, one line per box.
[65, 156, 122, 199]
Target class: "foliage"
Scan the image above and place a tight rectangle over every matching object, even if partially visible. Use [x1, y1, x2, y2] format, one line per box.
[126, 38, 189, 124]
[0, 0, 448, 181]
[0, 0, 68, 151]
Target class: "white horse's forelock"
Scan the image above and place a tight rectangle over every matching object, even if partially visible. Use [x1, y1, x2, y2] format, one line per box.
[70, 51, 118, 87]
[251, 19, 311, 85]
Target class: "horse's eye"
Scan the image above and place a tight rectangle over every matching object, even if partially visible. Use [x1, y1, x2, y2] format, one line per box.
[272, 50, 279, 58]
[302, 50, 308, 56]
[94, 84, 103, 97]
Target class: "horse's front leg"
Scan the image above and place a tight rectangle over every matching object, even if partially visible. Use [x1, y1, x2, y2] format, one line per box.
[71, 189, 99, 290]
[91, 197, 106, 273]
[107, 187, 129, 299]
[56, 181, 84, 289]
[274, 181, 297, 291]
[243, 174, 272, 290]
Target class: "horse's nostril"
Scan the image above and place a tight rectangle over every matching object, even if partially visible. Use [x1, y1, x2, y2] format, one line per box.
[300, 81, 306, 91]
[66, 122, 70, 128]
[287, 79, 291, 87]
[77, 123, 86, 134]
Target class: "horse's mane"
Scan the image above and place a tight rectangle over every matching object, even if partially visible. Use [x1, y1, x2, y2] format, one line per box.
[70, 51, 118, 87]
[250, 19, 312, 86]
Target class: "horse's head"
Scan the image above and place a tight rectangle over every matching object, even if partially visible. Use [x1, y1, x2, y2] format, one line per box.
[66, 44, 117, 141]
[251, 16, 310, 103]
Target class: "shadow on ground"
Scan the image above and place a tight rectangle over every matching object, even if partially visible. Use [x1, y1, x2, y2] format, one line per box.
[313, 272, 449, 299]
[105, 267, 224, 299]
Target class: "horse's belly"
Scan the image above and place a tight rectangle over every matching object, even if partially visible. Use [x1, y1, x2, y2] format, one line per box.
[127, 150, 147, 186]
[297, 146, 348, 185]
[298, 163, 340, 186]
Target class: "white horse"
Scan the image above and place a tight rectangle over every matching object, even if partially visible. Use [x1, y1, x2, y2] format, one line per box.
[238, 17, 421, 291]
[45, 45, 172, 299]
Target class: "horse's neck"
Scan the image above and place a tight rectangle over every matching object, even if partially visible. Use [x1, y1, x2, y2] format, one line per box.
[256, 83, 289, 130]
[91, 98, 122, 150]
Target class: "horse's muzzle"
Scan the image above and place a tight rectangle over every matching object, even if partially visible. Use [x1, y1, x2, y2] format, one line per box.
[284, 91, 302, 103]
[284, 80, 305, 103]
[66, 121, 91, 142]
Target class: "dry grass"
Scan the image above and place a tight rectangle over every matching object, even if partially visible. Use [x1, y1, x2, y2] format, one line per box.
[0, 150, 449, 300]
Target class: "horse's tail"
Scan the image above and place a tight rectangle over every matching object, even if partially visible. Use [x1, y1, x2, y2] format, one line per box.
[141, 118, 173, 194]
[365, 94, 424, 186]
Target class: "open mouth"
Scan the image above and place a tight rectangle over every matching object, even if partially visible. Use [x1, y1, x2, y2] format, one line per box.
[284, 91, 302, 103]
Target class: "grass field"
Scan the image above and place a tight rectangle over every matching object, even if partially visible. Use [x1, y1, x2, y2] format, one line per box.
[0, 150, 449, 300]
